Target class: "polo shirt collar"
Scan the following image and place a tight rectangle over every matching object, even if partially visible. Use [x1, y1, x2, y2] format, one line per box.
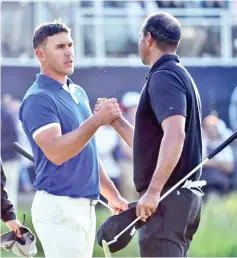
[36, 73, 73, 89]
[148, 54, 180, 77]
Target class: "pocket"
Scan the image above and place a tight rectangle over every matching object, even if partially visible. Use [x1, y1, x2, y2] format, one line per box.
[31, 191, 63, 224]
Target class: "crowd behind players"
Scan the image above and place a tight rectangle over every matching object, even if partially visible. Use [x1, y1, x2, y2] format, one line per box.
[1, 91, 237, 208]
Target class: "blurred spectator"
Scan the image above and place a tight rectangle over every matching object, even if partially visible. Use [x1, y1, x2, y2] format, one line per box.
[95, 126, 120, 190]
[1, 99, 20, 208]
[198, 27, 221, 57]
[10, 99, 35, 193]
[80, 1, 94, 7]
[104, 1, 126, 8]
[201, 0, 226, 8]
[155, 1, 185, 8]
[201, 115, 234, 198]
[116, 92, 140, 202]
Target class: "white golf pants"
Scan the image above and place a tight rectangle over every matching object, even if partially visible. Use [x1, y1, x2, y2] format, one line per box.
[31, 190, 96, 257]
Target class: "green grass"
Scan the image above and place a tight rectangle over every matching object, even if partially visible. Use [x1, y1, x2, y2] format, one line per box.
[1, 193, 237, 257]
[188, 193, 237, 257]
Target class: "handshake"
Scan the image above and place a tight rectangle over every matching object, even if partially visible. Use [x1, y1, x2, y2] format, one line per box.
[93, 98, 122, 126]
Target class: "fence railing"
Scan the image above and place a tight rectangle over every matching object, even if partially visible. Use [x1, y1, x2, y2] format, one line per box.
[1, 0, 237, 67]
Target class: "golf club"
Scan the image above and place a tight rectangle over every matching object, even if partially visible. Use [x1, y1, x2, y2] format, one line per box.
[101, 130, 237, 257]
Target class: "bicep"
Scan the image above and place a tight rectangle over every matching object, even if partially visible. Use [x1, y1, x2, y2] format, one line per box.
[161, 115, 186, 135]
[21, 94, 60, 138]
[34, 125, 62, 153]
[148, 72, 187, 125]
[20, 94, 61, 155]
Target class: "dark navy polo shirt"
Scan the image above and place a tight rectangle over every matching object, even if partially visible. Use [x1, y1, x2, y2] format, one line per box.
[133, 55, 203, 193]
[19, 74, 99, 199]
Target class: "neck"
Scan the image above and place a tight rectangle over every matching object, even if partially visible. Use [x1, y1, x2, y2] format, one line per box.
[148, 50, 175, 68]
[41, 67, 67, 85]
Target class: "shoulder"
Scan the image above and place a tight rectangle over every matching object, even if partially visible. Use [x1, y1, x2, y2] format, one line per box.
[148, 69, 185, 92]
[23, 82, 56, 104]
[150, 69, 182, 84]
[20, 86, 56, 119]
[23, 82, 53, 101]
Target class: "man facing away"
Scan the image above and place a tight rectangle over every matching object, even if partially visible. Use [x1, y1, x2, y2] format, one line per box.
[19, 22, 128, 257]
[97, 12, 203, 257]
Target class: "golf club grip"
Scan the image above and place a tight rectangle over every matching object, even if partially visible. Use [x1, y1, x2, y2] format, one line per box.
[208, 130, 237, 159]
[12, 142, 35, 162]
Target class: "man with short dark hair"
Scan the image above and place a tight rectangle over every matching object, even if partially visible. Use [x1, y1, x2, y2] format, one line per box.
[19, 21, 128, 257]
[97, 12, 203, 257]
[134, 13, 203, 257]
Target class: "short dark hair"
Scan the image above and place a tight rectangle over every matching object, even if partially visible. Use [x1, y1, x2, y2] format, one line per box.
[33, 21, 71, 49]
[142, 12, 181, 51]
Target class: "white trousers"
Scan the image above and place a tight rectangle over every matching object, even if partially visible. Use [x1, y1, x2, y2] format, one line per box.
[31, 191, 96, 257]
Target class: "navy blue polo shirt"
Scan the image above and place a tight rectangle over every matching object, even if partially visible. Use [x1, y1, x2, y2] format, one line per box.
[133, 55, 203, 193]
[19, 74, 99, 199]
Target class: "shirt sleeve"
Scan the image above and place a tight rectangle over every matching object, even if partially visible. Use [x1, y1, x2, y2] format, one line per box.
[148, 71, 187, 124]
[20, 94, 60, 138]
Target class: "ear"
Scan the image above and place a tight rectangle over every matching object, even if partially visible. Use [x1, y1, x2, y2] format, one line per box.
[146, 32, 153, 47]
[35, 48, 46, 63]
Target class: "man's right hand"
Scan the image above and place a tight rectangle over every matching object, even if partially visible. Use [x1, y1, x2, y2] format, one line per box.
[94, 98, 121, 125]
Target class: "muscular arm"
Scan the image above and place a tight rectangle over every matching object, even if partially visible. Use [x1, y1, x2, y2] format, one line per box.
[147, 115, 186, 196]
[35, 115, 101, 166]
[111, 117, 134, 148]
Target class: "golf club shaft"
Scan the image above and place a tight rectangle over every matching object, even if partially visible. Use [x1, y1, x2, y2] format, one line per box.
[98, 200, 113, 212]
[108, 162, 207, 244]
[12, 142, 34, 162]
[108, 130, 237, 244]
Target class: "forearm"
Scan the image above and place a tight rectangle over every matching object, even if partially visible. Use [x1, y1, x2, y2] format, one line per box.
[46, 115, 101, 165]
[111, 117, 134, 148]
[121, 139, 133, 160]
[147, 132, 185, 196]
[99, 158, 120, 201]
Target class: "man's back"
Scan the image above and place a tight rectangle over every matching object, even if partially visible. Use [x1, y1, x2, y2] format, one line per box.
[133, 55, 202, 192]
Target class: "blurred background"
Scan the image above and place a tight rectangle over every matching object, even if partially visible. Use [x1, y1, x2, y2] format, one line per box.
[1, 0, 237, 257]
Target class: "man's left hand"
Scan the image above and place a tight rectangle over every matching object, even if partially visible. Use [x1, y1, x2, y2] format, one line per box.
[136, 192, 160, 222]
[108, 195, 128, 215]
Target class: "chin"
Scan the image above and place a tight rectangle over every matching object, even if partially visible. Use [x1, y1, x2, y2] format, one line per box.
[66, 68, 74, 76]
[141, 57, 147, 66]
